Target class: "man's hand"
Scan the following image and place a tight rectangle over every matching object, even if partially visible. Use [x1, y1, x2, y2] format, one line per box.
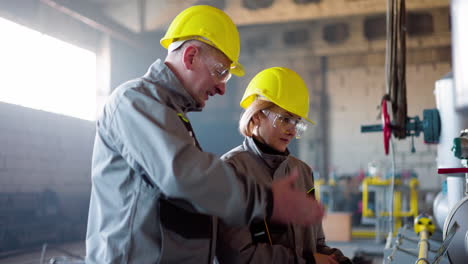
[270, 168, 325, 226]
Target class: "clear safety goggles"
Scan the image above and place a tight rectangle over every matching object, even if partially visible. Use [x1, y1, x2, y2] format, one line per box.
[169, 38, 233, 83]
[200, 54, 232, 83]
[262, 109, 308, 139]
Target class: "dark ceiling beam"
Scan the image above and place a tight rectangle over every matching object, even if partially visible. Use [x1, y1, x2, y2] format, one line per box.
[40, 0, 147, 49]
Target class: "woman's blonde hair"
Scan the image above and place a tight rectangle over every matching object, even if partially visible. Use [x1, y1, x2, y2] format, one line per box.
[239, 99, 275, 137]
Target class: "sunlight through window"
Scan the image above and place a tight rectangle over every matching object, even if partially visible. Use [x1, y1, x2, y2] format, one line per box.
[0, 17, 96, 121]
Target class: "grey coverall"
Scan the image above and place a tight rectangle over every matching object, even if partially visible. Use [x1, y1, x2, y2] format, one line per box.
[86, 60, 272, 264]
[216, 137, 350, 264]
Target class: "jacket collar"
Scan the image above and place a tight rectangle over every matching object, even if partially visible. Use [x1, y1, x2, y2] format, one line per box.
[143, 59, 202, 113]
[243, 136, 289, 170]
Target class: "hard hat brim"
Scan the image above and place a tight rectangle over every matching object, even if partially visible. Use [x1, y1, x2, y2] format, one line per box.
[231, 62, 245, 77]
[240, 94, 316, 125]
[304, 117, 316, 125]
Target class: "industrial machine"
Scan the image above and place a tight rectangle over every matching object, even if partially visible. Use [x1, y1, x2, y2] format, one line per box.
[382, 126, 468, 264]
[360, 0, 468, 261]
[362, 72, 468, 264]
[439, 129, 468, 264]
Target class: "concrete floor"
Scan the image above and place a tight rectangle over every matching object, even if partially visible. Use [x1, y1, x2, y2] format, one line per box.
[0, 242, 85, 264]
[2, 239, 386, 264]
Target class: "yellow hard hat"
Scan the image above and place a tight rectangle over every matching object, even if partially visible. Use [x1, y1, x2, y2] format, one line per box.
[160, 5, 244, 76]
[240, 67, 315, 124]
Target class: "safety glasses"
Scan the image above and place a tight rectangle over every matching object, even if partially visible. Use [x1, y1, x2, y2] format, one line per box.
[200, 54, 232, 83]
[261, 109, 308, 139]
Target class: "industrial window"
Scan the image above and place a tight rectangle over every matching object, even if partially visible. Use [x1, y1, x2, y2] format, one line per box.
[0, 17, 96, 121]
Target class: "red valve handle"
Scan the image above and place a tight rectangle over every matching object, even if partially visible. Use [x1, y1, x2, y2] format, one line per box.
[382, 100, 391, 155]
[438, 168, 468, 174]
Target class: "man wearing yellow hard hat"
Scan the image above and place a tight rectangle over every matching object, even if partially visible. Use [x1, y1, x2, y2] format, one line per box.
[86, 5, 323, 264]
[216, 67, 351, 264]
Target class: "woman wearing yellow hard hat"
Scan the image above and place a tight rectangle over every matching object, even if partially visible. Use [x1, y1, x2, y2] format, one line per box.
[216, 67, 352, 264]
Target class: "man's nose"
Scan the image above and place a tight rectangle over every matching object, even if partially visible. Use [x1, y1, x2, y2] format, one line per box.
[215, 82, 226, 95]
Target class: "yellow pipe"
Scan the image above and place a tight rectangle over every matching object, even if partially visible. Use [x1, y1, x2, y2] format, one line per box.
[416, 230, 430, 264]
[351, 229, 399, 238]
[414, 214, 434, 264]
[362, 178, 374, 217]
[366, 177, 402, 186]
[351, 229, 376, 238]
[393, 190, 402, 231]
[361, 177, 419, 223]
[410, 178, 419, 218]
[378, 178, 419, 218]
[380, 211, 414, 217]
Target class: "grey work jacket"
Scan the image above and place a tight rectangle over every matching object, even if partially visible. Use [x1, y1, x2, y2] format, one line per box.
[216, 137, 347, 264]
[86, 60, 272, 264]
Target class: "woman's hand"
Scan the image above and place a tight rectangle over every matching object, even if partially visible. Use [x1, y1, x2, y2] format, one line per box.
[313, 253, 339, 264]
[271, 168, 325, 226]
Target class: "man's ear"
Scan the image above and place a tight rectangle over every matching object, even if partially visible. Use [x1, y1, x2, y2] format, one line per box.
[182, 45, 199, 70]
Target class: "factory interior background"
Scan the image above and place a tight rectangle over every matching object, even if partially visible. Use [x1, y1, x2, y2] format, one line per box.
[0, 0, 467, 263]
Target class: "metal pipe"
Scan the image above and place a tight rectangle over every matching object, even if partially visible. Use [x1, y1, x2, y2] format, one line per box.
[409, 178, 418, 217]
[395, 246, 418, 257]
[447, 177, 464, 211]
[362, 178, 372, 217]
[393, 190, 402, 231]
[451, 0, 468, 108]
[385, 136, 397, 249]
[434, 74, 468, 224]
[415, 230, 430, 264]
[434, 75, 468, 170]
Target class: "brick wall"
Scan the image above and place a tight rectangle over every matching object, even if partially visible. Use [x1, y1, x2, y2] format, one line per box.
[0, 102, 94, 198]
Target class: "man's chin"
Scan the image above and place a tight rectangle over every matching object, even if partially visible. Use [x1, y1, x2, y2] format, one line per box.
[196, 100, 206, 108]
